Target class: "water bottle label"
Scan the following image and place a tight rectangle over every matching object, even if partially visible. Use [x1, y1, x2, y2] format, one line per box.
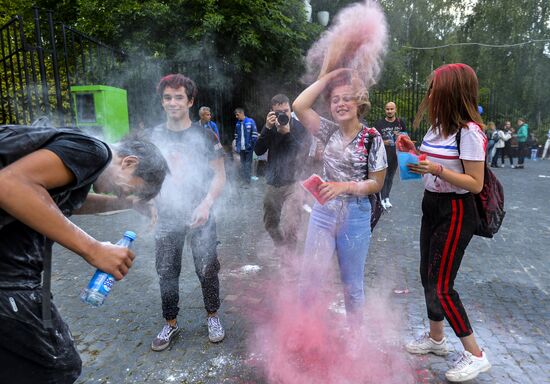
[82, 231, 135, 306]
[101, 276, 114, 295]
[87, 270, 114, 296]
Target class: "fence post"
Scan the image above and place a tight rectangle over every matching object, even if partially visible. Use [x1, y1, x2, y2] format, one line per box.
[34, 7, 50, 116]
[47, 10, 63, 124]
[17, 16, 34, 122]
[0, 22, 11, 122]
[61, 24, 75, 125]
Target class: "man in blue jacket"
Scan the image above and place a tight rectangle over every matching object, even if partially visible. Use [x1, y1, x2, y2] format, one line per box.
[234, 107, 258, 186]
[199, 106, 220, 139]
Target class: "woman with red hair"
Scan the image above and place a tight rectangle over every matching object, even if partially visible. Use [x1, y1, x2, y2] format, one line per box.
[398, 63, 491, 382]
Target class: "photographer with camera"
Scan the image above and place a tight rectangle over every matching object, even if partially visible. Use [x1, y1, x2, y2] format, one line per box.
[254, 94, 310, 277]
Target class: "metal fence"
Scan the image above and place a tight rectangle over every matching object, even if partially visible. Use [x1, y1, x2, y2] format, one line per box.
[2, 9, 548, 145]
[0, 8, 127, 127]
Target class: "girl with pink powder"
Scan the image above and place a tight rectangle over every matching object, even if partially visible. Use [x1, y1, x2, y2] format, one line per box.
[293, 0, 389, 324]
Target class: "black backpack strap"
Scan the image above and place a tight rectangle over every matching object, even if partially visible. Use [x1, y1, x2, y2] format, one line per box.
[42, 239, 53, 329]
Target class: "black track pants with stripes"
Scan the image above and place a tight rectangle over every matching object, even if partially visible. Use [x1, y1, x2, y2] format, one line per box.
[419, 190, 478, 338]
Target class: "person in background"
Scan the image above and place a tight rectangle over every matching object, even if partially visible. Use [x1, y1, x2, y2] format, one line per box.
[490, 123, 511, 168]
[199, 106, 220, 139]
[0, 122, 168, 384]
[514, 118, 528, 169]
[234, 107, 258, 187]
[485, 121, 497, 163]
[503, 122, 516, 167]
[374, 101, 408, 209]
[147, 74, 226, 352]
[254, 94, 310, 275]
[542, 128, 550, 159]
[399, 63, 491, 382]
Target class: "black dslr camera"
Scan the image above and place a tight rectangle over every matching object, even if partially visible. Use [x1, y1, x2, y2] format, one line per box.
[275, 111, 290, 126]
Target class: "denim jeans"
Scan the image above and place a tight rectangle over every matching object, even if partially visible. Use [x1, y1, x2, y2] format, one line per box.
[239, 150, 253, 183]
[300, 196, 372, 316]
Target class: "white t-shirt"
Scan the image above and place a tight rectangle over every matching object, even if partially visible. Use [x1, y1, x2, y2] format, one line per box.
[419, 122, 486, 194]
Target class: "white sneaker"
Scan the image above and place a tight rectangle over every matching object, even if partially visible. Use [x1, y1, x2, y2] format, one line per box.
[405, 332, 449, 356]
[381, 199, 388, 210]
[207, 315, 225, 343]
[385, 198, 392, 208]
[445, 350, 491, 382]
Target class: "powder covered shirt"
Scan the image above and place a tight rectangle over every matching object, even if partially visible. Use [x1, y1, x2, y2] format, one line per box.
[419, 122, 486, 194]
[147, 122, 224, 221]
[316, 118, 387, 183]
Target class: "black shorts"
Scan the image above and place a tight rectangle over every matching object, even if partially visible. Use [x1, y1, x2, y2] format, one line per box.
[0, 289, 81, 384]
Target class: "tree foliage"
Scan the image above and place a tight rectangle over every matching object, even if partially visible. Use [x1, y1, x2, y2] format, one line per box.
[2, 0, 549, 137]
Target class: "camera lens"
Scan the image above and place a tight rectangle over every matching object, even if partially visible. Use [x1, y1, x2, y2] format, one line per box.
[276, 112, 289, 126]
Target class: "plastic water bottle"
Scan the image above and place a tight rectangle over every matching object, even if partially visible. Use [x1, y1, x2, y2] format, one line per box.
[80, 231, 136, 307]
[531, 148, 538, 161]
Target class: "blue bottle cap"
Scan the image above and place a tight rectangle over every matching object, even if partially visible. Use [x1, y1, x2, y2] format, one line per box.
[123, 231, 137, 241]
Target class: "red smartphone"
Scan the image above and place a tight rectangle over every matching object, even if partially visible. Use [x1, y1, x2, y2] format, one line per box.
[301, 174, 328, 205]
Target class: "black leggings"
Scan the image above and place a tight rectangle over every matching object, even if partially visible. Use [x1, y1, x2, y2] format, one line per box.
[381, 146, 397, 200]
[420, 191, 477, 338]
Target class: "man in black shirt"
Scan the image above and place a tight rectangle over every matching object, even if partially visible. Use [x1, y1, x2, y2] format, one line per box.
[254, 94, 309, 275]
[374, 101, 408, 209]
[147, 74, 226, 351]
[0, 123, 168, 384]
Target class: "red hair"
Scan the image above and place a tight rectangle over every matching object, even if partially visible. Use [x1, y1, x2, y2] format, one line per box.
[414, 63, 484, 137]
[157, 74, 197, 101]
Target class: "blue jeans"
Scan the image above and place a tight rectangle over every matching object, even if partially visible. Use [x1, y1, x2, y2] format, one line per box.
[300, 196, 372, 316]
[239, 150, 253, 183]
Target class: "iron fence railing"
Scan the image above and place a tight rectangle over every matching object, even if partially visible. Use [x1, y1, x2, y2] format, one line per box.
[1, 8, 548, 144]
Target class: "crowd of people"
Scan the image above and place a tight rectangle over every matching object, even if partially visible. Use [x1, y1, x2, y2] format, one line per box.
[8, 60, 541, 382]
[485, 118, 535, 168]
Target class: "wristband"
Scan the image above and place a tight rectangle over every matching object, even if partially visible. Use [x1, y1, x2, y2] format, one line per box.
[431, 164, 443, 176]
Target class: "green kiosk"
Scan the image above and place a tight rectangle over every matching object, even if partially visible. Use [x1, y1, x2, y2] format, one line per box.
[71, 85, 129, 142]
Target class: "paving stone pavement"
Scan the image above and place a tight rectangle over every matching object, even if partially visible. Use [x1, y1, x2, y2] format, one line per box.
[52, 157, 550, 383]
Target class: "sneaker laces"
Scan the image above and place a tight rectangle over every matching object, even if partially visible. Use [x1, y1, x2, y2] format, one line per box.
[415, 332, 431, 343]
[208, 316, 222, 331]
[453, 352, 473, 370]
[158, 324, 174, 341]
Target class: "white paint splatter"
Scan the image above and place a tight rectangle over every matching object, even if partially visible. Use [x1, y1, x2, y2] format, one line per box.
[241, 265, 262, 274]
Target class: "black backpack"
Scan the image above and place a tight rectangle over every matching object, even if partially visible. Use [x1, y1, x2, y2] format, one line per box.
[456, 127, 505, 238]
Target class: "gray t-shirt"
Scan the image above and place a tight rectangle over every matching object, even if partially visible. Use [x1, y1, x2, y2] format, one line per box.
[146, 122, 224, 222]
[316, 118, 387, 182]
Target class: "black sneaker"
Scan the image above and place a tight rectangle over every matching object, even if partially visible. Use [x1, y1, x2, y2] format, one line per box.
[151, 323, 180, 351]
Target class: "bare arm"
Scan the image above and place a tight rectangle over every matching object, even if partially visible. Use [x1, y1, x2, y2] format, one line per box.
[75, 193, 133, 214]
[409, 159, 485, 194]
[292, 80, 324, 135]
[0, 149, 134, 280]
[354, 169, 386, 195]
